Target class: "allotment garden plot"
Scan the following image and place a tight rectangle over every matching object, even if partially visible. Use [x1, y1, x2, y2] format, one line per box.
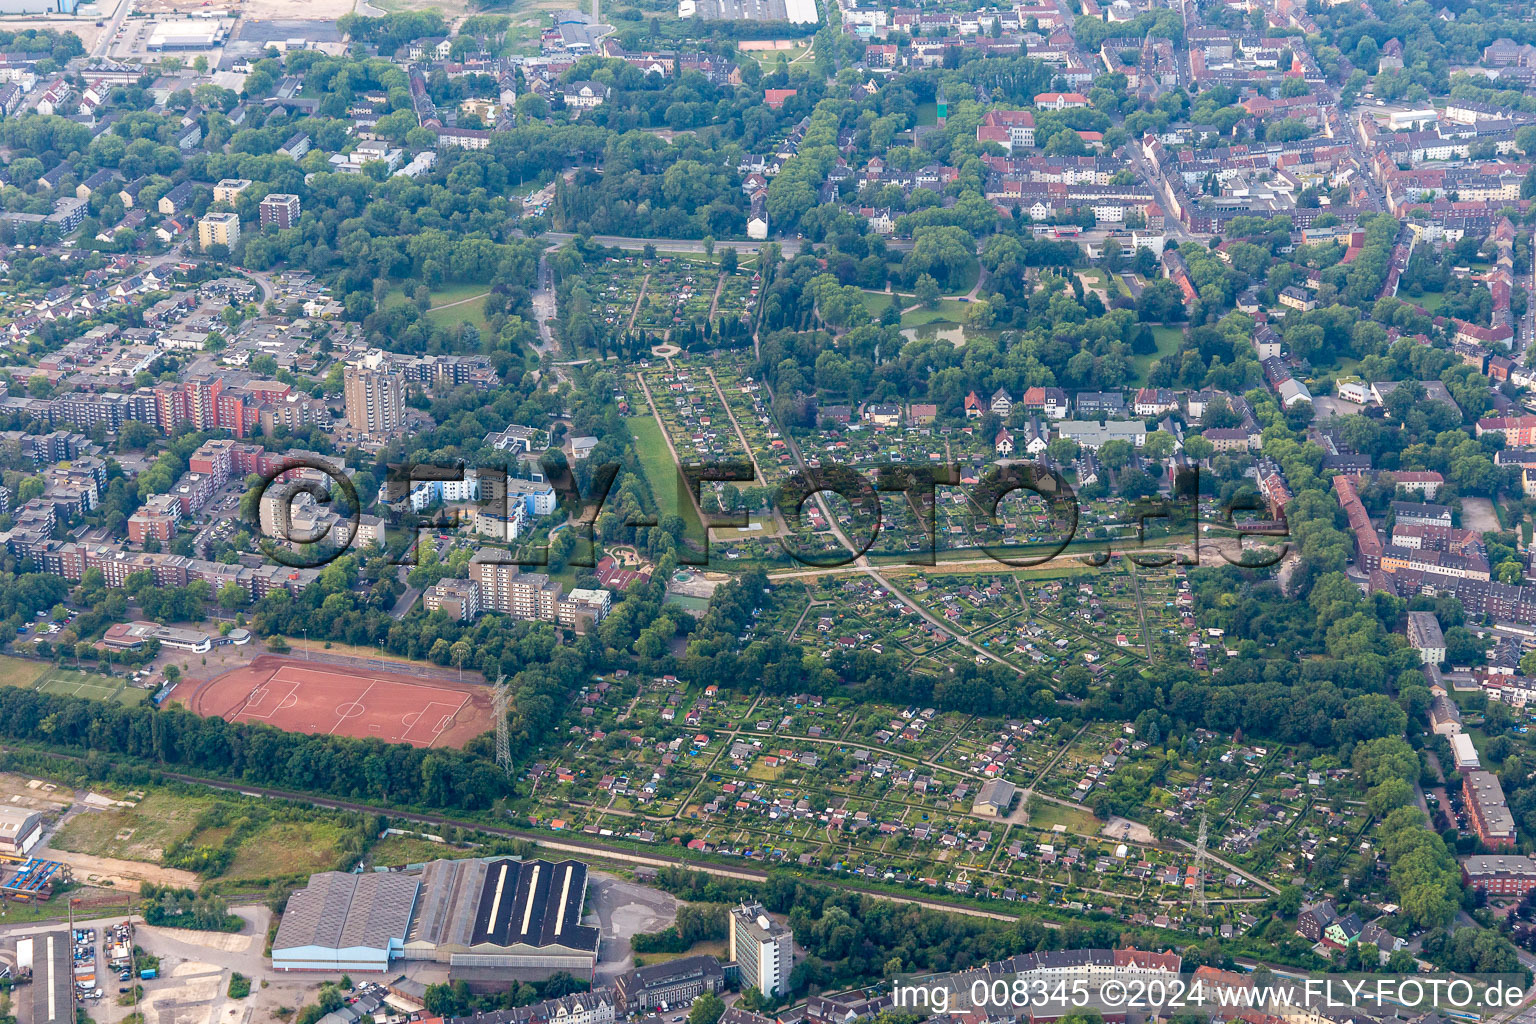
[587, 256, 758, 337]
[519, 671, 1269, 917]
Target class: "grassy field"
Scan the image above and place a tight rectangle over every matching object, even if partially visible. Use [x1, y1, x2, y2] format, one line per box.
[0, 655, 48, 688]
[1131, 325, 1184, 386]
[859, 290, 907, 319]
[0, 887, 130, 925]
[1030, 801, 1102, 835]
[633, 938, 728, 968]
[947, 261, 981, 296]
[383, 282, 494, 336]
[37, 666, 141, 704]
[627, 414, 681, 519]
[424, 293, 492, 336]
[745, 43, 809, 67]
[1413, 291, 1447, 313]
[900, 299, 971, 328]
[1089, 270, 1133, 300]
[221, 820, 353, 882]
[51, 792, 217, 863]
[369, 835, 476, 867]
[0, 657, 146, 704]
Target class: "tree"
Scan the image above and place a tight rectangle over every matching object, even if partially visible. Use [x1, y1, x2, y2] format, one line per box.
[1183, 435, 1214, 461]
[914, 274, 941, 309]
[688, 994, 725, 1024]
[1046, 437, 1080, 463]
[1142, 432, 1175, 460]
[218, 582, 250, 611]
[1099, 440, 1133, 470]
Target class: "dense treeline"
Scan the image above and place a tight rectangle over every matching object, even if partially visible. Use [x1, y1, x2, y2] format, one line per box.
[0, 686, 510, 810]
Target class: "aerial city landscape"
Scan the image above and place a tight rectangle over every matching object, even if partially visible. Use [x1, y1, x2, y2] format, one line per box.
[2, 0, 1536, 1021]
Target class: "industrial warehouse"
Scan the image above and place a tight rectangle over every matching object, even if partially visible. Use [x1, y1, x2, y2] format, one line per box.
[272, 858, 599, 981]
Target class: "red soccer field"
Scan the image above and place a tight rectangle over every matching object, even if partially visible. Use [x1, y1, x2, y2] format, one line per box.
[183, 655, 494, 749]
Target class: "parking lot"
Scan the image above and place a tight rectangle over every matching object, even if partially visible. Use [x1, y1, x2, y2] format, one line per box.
[3, 905, 326, 1024]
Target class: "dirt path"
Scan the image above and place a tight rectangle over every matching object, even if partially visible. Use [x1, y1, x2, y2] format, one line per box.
[707, 272, 724, 321]
[627, 273, 651, 332]
[44, 848, 201, 890]
[1129, 568, 1156, 663]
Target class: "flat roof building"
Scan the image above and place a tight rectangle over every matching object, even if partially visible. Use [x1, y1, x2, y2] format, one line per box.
[1464, 770, 1517, 849]
[271, 871, 422, 972]
[729, 903, 792, 998]
[101, 620, 211, 653]
[403, 857, 599, 979]
[1450, 732, 1480, 771]
[272, 858, 598, 981]
[198, 210, 241, 250]
[1406, 611, 1446, 665]
[31, 932, 73, 1024]
[1463, 854, 1536, 896]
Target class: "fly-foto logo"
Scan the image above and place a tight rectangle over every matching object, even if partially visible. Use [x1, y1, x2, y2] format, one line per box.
[245, 455, 1290, 570]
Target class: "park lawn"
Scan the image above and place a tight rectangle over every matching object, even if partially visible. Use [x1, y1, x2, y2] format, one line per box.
[221, 820, 352, 882]
[430, 282, 493, 306]
[382, 281, 491, 313]
[424, 293, 492, 336]
[859, 291, 903, 318]
[0, 655, 48, 689]
[627, 415, 681, 520]
[1130, 325, 1184, 386]
[1414, 291, 1447, 313]
[900, 299, 970, 328]
[51, 791, 218, 863]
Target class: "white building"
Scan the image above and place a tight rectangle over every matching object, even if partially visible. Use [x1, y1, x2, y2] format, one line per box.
[0, 806, 43, 856]
[1450, 732, 1481, 771]
[729, 902, 792, 998]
